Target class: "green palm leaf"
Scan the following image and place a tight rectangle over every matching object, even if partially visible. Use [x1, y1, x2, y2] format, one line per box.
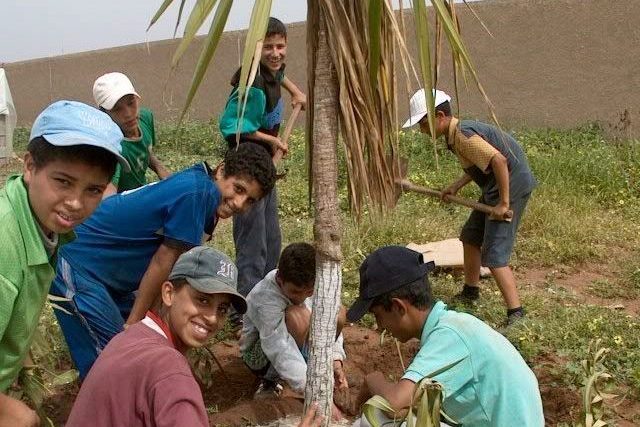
[171, 0, 219, 67]
[147, 0, 176, 31]
[178, 0, 233, 122]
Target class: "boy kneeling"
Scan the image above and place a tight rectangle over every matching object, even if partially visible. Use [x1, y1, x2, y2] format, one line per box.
[66, 247, 247, 426]
[240, 243, 347, 415]
[348, 246, 544, 427]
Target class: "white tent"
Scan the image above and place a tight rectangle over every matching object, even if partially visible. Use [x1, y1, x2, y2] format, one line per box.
[0, 68, 17, 164]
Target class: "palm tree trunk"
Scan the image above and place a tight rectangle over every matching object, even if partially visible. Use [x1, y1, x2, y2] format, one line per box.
[304, 6, 343, 424]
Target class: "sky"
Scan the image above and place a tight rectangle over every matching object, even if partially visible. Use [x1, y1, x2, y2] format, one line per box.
[0, 0, 306, 63]
[0, 0, 482, 64]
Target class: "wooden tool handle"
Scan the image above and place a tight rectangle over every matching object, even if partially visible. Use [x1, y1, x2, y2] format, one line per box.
[398, 180, 513, 221]
[273, 104, 303, 165]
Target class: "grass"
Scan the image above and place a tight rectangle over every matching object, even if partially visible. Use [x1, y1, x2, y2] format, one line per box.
[8, 120, 640, 424]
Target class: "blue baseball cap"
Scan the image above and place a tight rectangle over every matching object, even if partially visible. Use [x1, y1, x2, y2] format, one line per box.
[30, 100, 130, 172]
[347, 246, 435, 322]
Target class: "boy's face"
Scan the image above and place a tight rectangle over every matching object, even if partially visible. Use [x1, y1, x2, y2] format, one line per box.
[370, 301, 413, 343]
[163, 282, 231, 351]
[261, 33, 287, 75]
[277, 275, 314, 305]
[418, 111, 448, 138]
[214, 167, 263, 219]
[23, 154, 111, 235]
[105, 94, 140, 138]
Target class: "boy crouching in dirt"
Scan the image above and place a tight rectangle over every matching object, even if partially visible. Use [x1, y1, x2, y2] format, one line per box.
[66, 247, 325, 427]
[239, 242, 347, 417]
[348, 246, 545, 427]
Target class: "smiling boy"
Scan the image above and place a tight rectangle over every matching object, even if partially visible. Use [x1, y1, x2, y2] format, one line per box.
[93, 72, 170, 196]
[0, 100, 127, 427]
[348, 246, 544, 427]
[219, 17, 306, 332]
[49, 142, 276, 379]
[65, 246, 245, 427]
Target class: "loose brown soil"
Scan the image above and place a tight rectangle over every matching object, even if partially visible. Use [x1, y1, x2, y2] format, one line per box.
[40, 321, 638, 427]
[38, 262, 640, 427]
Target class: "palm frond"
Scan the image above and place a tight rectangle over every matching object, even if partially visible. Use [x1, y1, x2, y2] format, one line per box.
[171, 0, 219, 67]
[178, 0, 233, 122]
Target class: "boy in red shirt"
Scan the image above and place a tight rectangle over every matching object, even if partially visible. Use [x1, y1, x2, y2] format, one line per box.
[66, 246, 246, 427]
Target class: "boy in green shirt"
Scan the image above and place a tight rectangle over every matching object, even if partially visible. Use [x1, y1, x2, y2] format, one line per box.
[93, 72, 170, 196]
[0, 100, 128, 426]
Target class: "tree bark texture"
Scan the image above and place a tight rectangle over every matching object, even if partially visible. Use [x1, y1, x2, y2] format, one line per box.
[304, 6, 343, 425]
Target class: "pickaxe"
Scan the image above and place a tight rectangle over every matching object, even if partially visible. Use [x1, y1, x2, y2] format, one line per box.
[389, 156, 513, 221]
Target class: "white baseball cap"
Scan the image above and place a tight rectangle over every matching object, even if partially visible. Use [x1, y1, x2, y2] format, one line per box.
[93, 72, 140, 110]
[402, 89, 452, 128]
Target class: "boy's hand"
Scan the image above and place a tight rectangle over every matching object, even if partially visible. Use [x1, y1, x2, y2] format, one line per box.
[298, 403, 324, 427]
[271, 136, 288, 157]
[291, 92, 307, 110]
[440, 183, 459, 202]
[333, 360, 348, 390]
[490, 202, 512, 221]
[0, 395, 41, 427]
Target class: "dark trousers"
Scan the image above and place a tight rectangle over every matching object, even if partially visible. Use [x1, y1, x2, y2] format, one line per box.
[233, 187, 282, 296]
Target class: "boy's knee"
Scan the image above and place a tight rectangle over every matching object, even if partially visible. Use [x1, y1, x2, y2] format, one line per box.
[337, 305, 347, 336]
[285, 304, 311, 347]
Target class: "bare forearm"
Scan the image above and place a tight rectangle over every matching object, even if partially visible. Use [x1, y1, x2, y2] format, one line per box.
[149, 154, 171, 179]
[126, 244, 182, 325]
[453, 173, 473, 191]
[246, 131, 280, 154]
[282, 76, 303, 98]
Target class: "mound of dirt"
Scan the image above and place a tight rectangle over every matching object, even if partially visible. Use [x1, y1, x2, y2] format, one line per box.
[204, 325, 418, 426]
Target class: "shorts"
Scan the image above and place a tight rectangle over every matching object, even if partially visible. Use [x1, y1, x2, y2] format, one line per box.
[459, 192, 531, 268]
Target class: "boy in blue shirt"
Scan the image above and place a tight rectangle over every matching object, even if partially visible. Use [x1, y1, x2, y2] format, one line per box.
[49, 142, 276, 378]
[347, 246, 544, 427]
[219, 17, 306, 329]
[0, 100, 128, 427]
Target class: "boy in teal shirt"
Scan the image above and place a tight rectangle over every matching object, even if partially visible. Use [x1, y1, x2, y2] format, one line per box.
[219, 17, 306, 331]
[93, 72, 170, 195]
[348, 246, 544, 427]
[0, 100, 128, 426]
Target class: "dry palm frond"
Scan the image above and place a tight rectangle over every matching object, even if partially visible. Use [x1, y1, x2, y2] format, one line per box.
[307, 0, 402, 218]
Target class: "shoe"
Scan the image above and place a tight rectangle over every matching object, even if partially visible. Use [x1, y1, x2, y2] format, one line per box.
[452, 285, 480, 304]
[507, 310, 525, 326]
[254, 379, 284, 399]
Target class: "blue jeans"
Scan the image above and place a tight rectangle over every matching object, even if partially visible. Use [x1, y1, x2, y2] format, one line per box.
[50, 257, 134, 379]
[232, 187, 281, 296]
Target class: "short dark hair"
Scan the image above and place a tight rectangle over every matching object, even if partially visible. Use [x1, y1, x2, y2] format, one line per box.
[435, 100, 452, 117]
[223, 142, 276, 196]
[155, 278, 189, 312]
[27, 136, 118, 178]
[370, 276, 434, 312]
[266, 17, 287, 39]
[278, 242, 315, 288]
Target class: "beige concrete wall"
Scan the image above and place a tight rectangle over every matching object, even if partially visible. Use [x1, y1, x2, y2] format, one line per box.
[3, 0, 640, 136]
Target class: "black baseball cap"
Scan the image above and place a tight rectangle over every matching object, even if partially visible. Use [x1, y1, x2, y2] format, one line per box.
[347, 246, 435, 322]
